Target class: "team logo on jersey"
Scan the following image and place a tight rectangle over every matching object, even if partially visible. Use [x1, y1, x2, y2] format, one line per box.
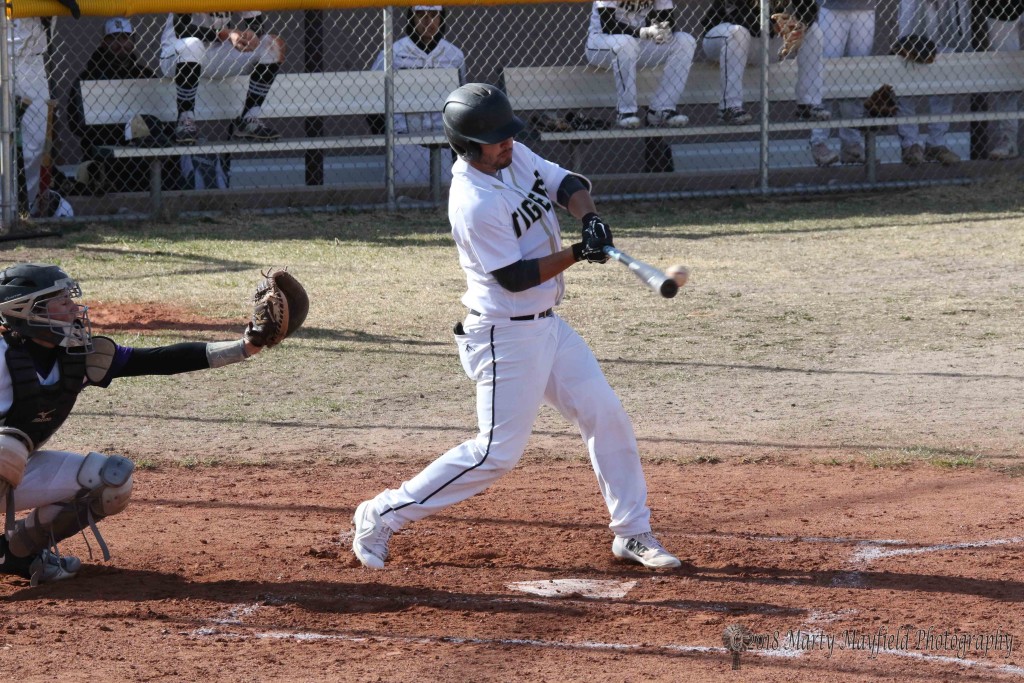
[33, 409, 56, 423]
[510, 172, 553, 237]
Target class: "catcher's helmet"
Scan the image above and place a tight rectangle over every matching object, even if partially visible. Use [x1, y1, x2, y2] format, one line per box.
[442, 83, 524, 162]
[0, 263, 93, 352]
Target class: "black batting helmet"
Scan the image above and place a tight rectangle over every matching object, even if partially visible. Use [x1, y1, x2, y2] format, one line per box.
[442, 83, 525, 162]
[0, 263, 93, 352]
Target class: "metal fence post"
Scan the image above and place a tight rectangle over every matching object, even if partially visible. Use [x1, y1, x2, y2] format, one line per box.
[383, 6, 395, 211]
[0, 9, 17, 233]
[757, 0, 771, 195]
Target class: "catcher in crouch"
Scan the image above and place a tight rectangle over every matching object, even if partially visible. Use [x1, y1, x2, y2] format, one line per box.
[0, 263, 306, 586]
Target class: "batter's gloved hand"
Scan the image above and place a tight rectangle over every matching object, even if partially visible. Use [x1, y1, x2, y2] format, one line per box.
[580, 213, 613, 263]
[244, 268, 310, 348]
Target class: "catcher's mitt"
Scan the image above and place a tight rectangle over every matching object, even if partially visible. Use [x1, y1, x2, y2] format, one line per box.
[864, 84, 898, 118]
[771, 13, 805, 60]
[244, 268, 309, 348]
[892, 34, 937, 64]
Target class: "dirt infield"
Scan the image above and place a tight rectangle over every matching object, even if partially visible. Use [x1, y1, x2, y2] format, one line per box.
[2, 463, 1021, 682]
[1, 183, 1022, 681]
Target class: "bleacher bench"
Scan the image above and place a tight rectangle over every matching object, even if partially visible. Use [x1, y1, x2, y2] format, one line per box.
[504, 52, 1024, 175]
[82, 68, 461, 214]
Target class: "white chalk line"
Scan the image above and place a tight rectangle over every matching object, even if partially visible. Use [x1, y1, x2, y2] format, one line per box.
[190, 619, 1023, 677]
[851, 537, 1024, 563]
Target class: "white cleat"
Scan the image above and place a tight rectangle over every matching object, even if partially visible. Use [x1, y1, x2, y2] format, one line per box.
[612, 531, 682, 569]
[352, 500, 392, 569]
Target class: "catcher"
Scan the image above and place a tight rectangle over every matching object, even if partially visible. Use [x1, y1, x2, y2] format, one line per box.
[0, 263, 306, 586]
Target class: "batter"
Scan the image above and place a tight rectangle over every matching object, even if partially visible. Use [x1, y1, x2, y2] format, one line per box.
[352, 83, 681, 571]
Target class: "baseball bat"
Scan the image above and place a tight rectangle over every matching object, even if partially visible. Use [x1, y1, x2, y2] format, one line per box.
[602, 245, 678, 299]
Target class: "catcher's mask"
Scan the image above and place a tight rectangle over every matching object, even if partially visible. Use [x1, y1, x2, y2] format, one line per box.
[442, 83, 524, 162]
[0, 263, 94, 353]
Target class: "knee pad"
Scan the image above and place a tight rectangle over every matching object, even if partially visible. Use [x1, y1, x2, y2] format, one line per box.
[175, 37, 207, 64]
[77, 452, 134, 517]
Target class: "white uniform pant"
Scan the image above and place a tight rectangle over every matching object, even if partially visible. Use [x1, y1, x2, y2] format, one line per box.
[702, 23, 775, 111]
[160, 37, 281, 79]
[373, 313, 652, 537]
[13, 54, 49, 208]
[9, 450, 92, 530]
[585, 32, 697, 114]
[808, 8, 876, 148]
[795, 19, 825, 106]
[897, 94, 954, 149]
[987, 18, 1021, 141]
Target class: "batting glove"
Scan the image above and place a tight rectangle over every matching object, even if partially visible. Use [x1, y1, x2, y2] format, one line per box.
[580, 213, 613, 263]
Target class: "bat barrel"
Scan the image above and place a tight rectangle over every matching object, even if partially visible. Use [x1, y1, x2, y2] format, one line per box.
[603, 245, 678, 299]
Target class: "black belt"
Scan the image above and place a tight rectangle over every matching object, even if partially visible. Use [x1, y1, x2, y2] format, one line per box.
[469, 308, 553, 321]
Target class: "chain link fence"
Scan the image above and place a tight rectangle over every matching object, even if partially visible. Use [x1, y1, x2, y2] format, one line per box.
[2, 1, 1021, 226]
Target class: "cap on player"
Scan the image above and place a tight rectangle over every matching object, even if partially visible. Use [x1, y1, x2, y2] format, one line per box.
[104, 17, 133, 35]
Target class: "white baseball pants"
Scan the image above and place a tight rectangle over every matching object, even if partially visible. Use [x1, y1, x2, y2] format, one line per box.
[13, 54, 49, 209]
[702, 23, 774, 111]
[373, 313, 653, 538]
[160, 37, 281, 78]
[810, 8, 876, 148]
[10, 450, 92, 526]
[585, 32, 697, 114]
[897, 95, 955, 149]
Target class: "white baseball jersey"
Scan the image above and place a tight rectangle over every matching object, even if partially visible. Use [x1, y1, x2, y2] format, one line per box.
[589, 0, 674, 34]
[9, 18, 48, 59]
[449, 142, 577, 318]
[371, 36, 465, 133]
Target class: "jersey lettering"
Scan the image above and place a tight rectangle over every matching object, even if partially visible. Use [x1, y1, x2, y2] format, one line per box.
[509, 173, 553, 238]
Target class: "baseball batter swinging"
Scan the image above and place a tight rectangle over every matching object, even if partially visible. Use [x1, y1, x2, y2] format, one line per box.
[352, 83, 681, 570]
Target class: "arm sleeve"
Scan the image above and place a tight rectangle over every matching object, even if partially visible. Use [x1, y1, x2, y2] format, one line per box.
[598, 7, 641, 36]
[556, 173, 591, 208]
[105, 342, 211, 383]
[491, 259, 542, 293]
[175, 14, 219, 42]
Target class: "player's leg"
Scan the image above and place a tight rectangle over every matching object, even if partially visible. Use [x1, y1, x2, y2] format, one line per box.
[986, 18, 1020, 159]
[800, 12, 837, 164]
[14, 54, 50, 210]
[542, 316, 679, 569]
[923, 94, 959, 164]
[836, 10, 875, 160]
[161, 36, 206, 143]
[897, 96, 924, 165]
[0, 450, 133, 585]
[586, 33, 642, 127]
[353, 318, 555, 568]
[645, 31, 696, 126]
[703, 23, 753, 122]
[234, 34, 286, 140]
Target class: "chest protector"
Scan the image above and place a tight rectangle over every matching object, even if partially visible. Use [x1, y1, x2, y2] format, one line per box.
[1, 336, 87, 447]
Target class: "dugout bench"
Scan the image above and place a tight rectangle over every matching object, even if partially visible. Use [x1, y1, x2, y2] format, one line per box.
[504, 52, 1024, 181]
[80, 68, 461, 216]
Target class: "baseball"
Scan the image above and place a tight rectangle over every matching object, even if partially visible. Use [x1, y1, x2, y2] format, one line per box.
[666, 265, 689, 287]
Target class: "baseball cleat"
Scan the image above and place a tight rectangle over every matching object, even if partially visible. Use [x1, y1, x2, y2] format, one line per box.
[352, 500, 392, 569]
[612, 531, 681, 569]
[616, 112, 641, 129]
[231, 116, 281, 141]
[29, 550, 82, 586]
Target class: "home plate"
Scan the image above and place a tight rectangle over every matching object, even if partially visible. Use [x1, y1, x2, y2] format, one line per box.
[507, 579, 637, 599]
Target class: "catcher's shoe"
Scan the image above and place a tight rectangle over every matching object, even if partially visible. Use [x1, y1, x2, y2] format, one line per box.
[0, 537, 81, 586]
[352, 500, 393, 569]
[810, 142, 839, 167]
[924, 144, 960, 166]
[232, 116, 281, 141]
[795, 104, 831, 121]
[901, 143, 925, 166]
[616, 112, 641, 129]
[612, 532, 681, 569]
[646, 109, 689, 128]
